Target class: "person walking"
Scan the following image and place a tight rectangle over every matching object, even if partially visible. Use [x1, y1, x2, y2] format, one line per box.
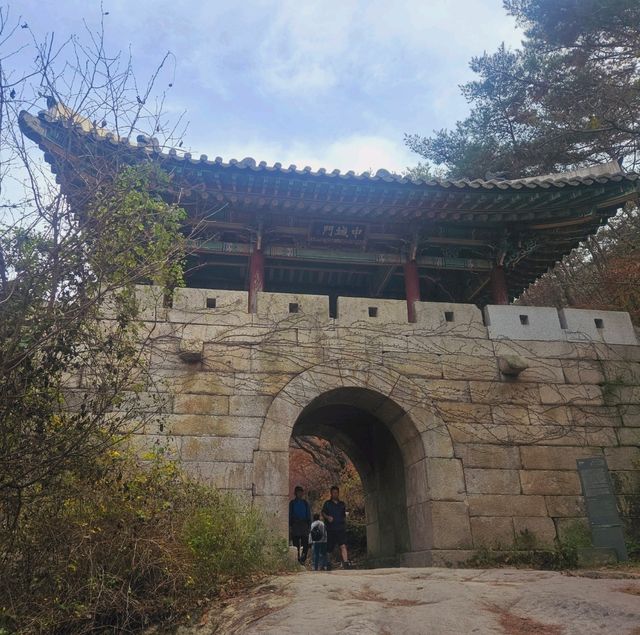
[321, 485, 352, 569]
[308, 513, 328, 571]
[289, 485, 311, 564]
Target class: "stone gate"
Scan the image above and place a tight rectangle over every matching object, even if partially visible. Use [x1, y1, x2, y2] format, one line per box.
[92, 285, 640, 566]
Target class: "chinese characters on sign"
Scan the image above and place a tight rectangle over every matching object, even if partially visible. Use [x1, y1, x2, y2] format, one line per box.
[310, 222, 367, 242]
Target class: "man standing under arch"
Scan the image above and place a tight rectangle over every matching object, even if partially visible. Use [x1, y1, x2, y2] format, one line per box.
[322, 485, 352, 569]
[289, 485, 311, 564]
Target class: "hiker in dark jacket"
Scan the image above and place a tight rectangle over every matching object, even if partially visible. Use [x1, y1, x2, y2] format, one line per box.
[322, 485, 352, 569]
[289, 485, 311, 564]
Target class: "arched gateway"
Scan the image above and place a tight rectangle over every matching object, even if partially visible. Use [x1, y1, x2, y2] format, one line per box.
[20, 106, 640, 567]
[253, 362, 466, 567]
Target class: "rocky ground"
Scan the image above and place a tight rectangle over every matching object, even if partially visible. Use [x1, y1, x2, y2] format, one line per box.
[177, 567, 640, 635]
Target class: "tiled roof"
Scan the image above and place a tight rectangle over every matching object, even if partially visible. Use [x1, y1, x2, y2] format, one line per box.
[19, 109, 640, 192]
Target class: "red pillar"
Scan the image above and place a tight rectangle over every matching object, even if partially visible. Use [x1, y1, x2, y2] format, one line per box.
[248, 248, 264, 313]
[404, 260, 420, 323]
[490, 265, 509, 305]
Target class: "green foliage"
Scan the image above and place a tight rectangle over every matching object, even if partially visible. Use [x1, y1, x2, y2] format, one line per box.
[406, 0, 640, 178]
[467, 524, 593, 571]
[185, 497, 289, 585]
[0, 447, 288, 634]
[0, 163, 185, 531]
[620, 459, 640, 560]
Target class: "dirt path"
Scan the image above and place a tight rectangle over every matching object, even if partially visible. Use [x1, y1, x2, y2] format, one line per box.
[184, 567, 640, 635]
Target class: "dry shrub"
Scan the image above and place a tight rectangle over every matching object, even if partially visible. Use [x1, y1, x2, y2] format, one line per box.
[0, 447, 288, 634]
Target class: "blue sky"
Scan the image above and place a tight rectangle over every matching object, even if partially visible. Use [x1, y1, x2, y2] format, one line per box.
[12, 0, 523, 174]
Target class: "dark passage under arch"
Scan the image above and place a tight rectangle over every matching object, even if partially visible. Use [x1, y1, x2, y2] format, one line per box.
[291, 387, 417, 565]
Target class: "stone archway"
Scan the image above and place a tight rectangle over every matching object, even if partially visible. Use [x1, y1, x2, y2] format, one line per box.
[252, 361, 469, 566]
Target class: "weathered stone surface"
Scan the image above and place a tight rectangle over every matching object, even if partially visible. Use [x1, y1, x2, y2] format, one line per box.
[180, 436, 257, 462]
[251, 345, 323, 373]
[437, 402, 492, 426]
[617, 427, 640, 445]
[420, 428, 455, 459]
[405, 460, 429, 506]
[157, 370, 235, 395]
[620, 404, 640, 427]
[441, 356, 498, 381]
[512, 358, 565, 384]
[162, 414, 261, 438]
[605, 384, 640, 405]
[427, 458, 466, 501]
[419, 380, 470, 402]
[173, 394, 229, 415]
[470, 381, 540, 405]
[407, 501, 433, 551]
[468, 494, 547, 517]
[411, 335, 494, 357]
[527, 405, 571, 427]
[470, 516, 514, 547]
[181, 461, 254, 489]
[602, 360, 640, 385]
[545, 495, 586, 518]
[569, 405, 621, 427]
[493, 339, 598, 361]
[229, 395, 273, 417]
[520, 446, 602, 471]
[539, 383, 604, 406]
[431, 501, 472, 549]
[454, 443, 521, 469]
[233, 372, 295, 396]
[610, 470, 640, 494]
[492, 404, 530, 427]
[562, 359, 605, 385]
[465, 469, 521, 494]
[604, 446, 640, 470]
[513, 516, 556, 546]
[253, 451, 289, 496]
[382, 352, 442, 379]
[201, 343, 252, 372]
[539, 426, 618, 447]
[520, 470, 582, 496]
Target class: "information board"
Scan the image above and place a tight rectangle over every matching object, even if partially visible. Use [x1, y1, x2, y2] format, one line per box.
[576, 457, 628, 561]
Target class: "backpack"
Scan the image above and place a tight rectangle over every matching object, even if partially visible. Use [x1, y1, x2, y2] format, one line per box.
[311, 523, 323, 542]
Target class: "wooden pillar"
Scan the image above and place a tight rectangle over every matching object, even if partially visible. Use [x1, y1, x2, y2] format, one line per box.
[490, 265, 509, 305]
[404, 260, 420, 323]
[248, 248, 264, 313]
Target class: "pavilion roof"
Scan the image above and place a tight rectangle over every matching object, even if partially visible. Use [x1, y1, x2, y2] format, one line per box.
[18, 108, 640, 302]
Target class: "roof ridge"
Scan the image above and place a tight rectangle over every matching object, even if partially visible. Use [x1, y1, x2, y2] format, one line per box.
[18, 108, 640, 192]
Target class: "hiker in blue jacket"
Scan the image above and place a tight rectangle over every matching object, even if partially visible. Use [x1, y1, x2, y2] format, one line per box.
[289, 485, 311, 564]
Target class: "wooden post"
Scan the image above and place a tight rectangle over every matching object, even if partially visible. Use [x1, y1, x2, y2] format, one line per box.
[490, 265, 509, 305]
[248, 248, 264, 313]
[404, 260, 420, 323]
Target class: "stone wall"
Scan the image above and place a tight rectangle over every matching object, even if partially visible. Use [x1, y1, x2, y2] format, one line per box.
[85, 285, 640, 565]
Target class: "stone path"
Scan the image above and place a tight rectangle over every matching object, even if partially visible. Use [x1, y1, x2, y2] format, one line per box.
[186, 567, 640, 635]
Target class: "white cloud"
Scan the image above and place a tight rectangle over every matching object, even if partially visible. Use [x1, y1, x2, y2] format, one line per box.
[205, 133, 416, 174]
[253, 0, 523, 99]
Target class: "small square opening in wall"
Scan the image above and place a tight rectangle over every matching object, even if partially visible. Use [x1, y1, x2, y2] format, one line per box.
[594, 318, 605, 329]
[289, 302, 299, 314]
[444, 311, 454, 323]
[206, 297, 217, 309]
[368, 306, 378, 318]
[519, 314, 529, 325]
